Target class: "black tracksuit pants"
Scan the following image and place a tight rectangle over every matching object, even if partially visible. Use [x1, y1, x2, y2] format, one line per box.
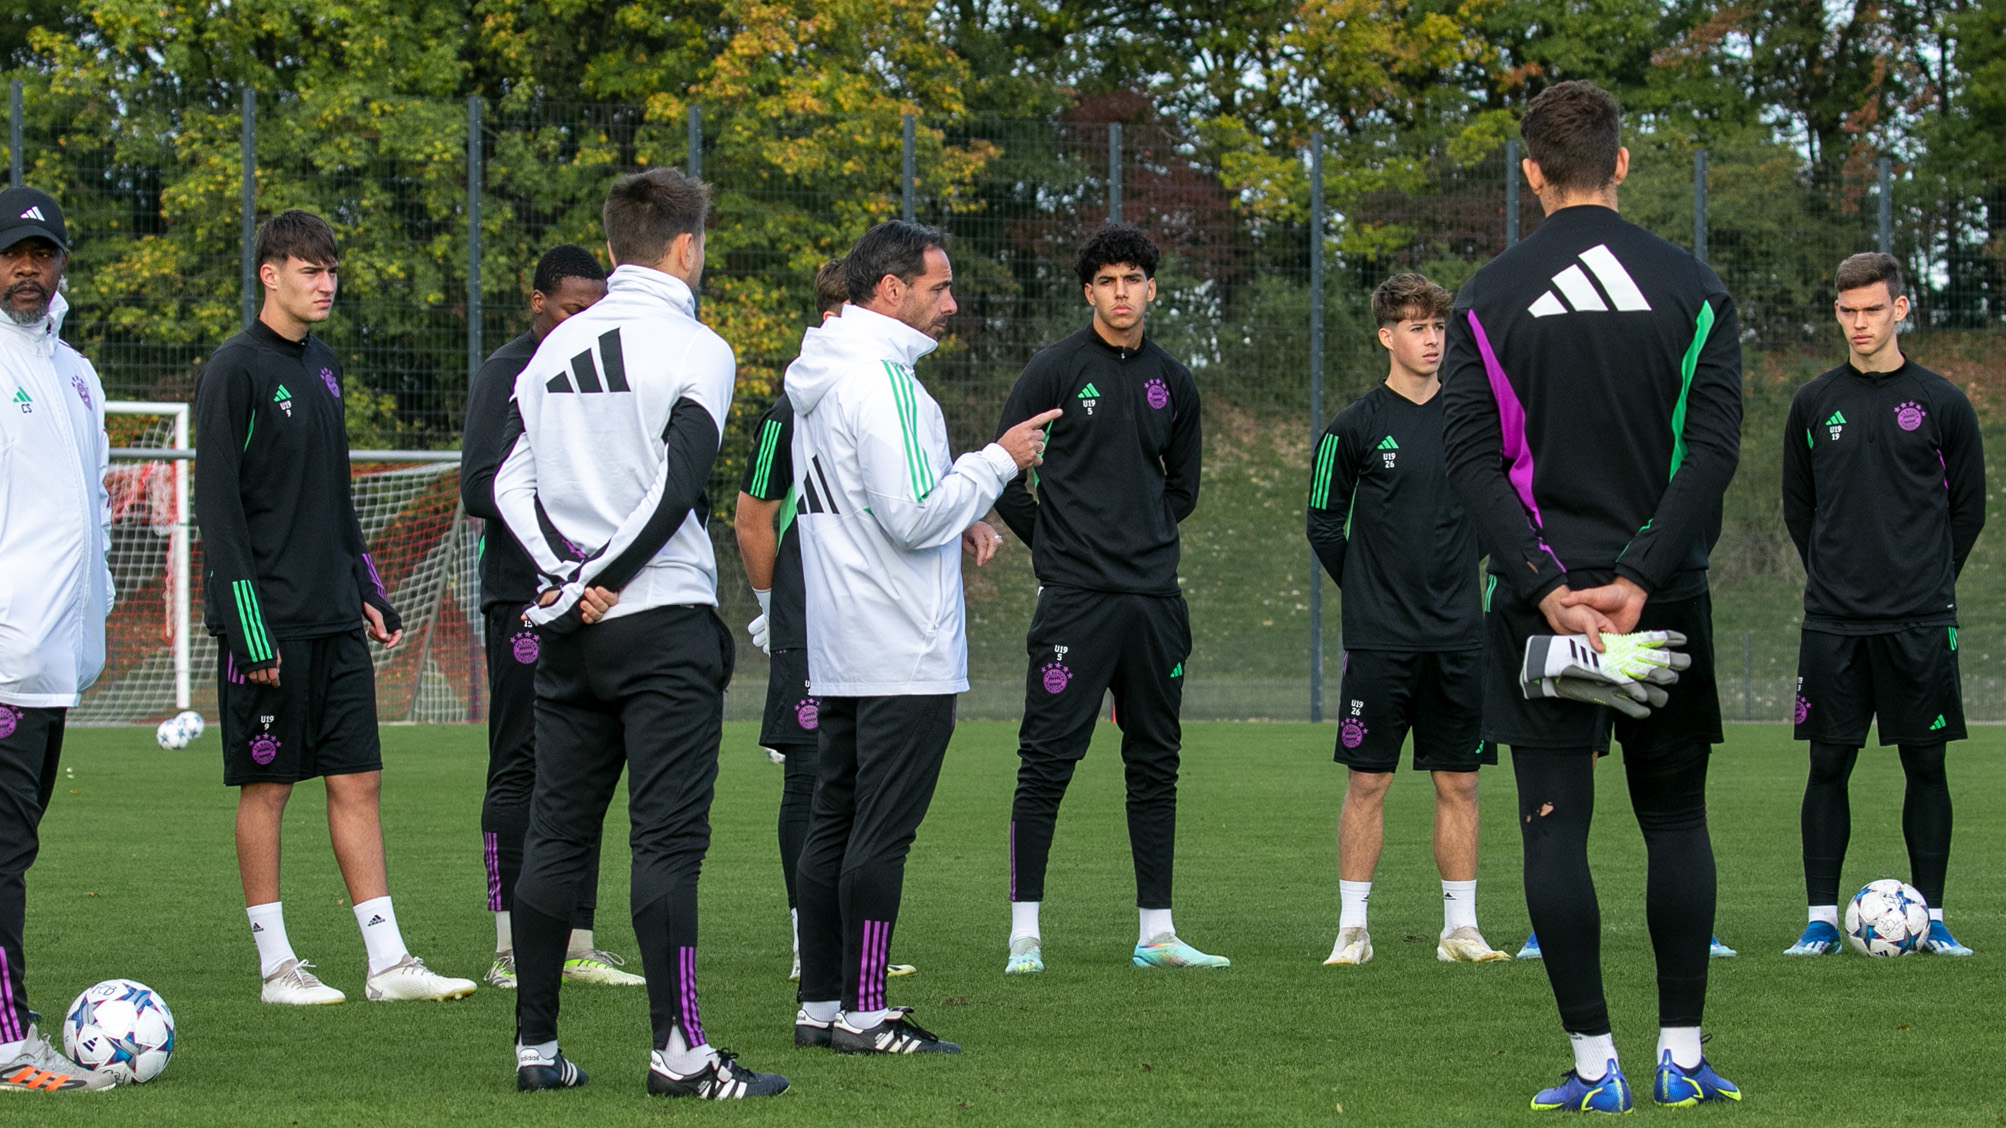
[1009, 586, 1189, 909]
[513, 606, 733, 1051]
[480, 607, 598, 929]
[796, 695, 955, 1013]
[776, 741, 819, 910]
[0, 706, 62, 1047]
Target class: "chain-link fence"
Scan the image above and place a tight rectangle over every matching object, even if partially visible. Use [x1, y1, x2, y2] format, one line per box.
[14, 82, 2006, 720]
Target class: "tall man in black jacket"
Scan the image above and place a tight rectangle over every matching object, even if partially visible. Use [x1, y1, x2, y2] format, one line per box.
[461, 245, 645, 989]
[197, 209, 476, 1006]
[994, 224, 1222, 974]
[1781, 252, 1984, 958]
[1441, 83, 1742, 1111]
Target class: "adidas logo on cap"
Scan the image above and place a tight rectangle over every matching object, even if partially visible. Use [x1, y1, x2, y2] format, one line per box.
[18, 206, 43, 221]
[1527, 244, 1652, 318]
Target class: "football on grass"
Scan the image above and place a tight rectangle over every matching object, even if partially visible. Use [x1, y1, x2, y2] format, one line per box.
[1844, 879, 1930, 957]
[62, 978, 176, 1083]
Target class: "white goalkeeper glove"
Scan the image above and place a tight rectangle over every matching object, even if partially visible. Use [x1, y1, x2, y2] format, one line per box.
[748, 588, 772, 655]
[1521, 631, 1690, 718]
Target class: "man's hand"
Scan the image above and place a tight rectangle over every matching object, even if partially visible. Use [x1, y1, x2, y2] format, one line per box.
[1538, 585, 1617, 647]
[963, 519, 1003, 566]
[578, 586, 619, 625]
[247, 653, 281, 687]
[998, 409, 1065, 470]
[1559, 576, 1649, 635]
[362, 603, 402, 649]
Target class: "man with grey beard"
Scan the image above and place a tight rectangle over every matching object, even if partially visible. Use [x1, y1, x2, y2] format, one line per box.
[0, 186, 121, 1091]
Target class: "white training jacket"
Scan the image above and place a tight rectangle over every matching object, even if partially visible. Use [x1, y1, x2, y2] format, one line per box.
[784, 304, 1018, 697]
[0, 293, 112, 708]
[495, 266, 735, 626]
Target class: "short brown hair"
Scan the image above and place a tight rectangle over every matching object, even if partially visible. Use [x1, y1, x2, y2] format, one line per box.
[1371, 273, 1451, 327]
[1521, 81, 1622, 193]
[813, 259, 847, 316]
[602, 168, 710, 266]
[254, 208, 338, 268]
[1835, 252, 1905, 300]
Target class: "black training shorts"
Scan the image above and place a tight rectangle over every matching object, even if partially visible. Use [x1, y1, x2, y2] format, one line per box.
[1333, 648, 1494, 772]
[219, 629, 382, 785]
[760, 646, 822, 751]
[1483, 589, 1722, 754]
[1794, 625, 1965, 746]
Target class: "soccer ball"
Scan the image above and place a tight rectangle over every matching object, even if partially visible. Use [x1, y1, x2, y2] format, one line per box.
[174, 710, 205, 741]
[62, 978, 176, 1083]
[1844, 879, 1931, 957]
[153, 717, 189, 750]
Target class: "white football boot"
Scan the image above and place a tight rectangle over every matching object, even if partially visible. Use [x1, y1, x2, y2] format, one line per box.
[1436, 925, 1511, 962]
[261, 958, 346, 1005]
[364, 955, 476, 1001]
[1323, 927, 1373, 965]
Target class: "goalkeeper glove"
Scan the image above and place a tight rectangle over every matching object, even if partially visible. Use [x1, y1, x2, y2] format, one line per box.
[1527, 674, 1669, 719]
[748, 588, 772, 655]
[1520, 631, 1690, 719]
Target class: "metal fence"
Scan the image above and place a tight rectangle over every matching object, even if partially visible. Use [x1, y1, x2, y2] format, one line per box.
[15, 82, 2006, 720]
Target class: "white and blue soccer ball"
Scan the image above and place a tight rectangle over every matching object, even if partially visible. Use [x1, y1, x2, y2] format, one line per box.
[153, 711, 205, 750]
[1844, 879, 1931, 957]
[62, 978, 176, 1083]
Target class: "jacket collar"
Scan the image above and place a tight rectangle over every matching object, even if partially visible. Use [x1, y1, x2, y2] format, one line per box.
[1084, 322, 1147, 361]
[0, 291, 67, 356]
[247, 316, 312, 355]
[608, 264, 697, 319]
[834, 302, 939, 367]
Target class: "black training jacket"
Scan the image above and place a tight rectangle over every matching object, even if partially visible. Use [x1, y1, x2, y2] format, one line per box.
[1308, 383, 1482, 650]
[1441, 205, 1743, 605]
[993, 327, 1201, 595]
[1782, 358, 1985, 632]
[740, 398, 807, 651]
[195, 320, 399, 671]
[461, 330, 539, 613]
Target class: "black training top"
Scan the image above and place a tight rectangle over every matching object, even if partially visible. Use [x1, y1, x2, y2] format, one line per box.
[993, 326, 1202, 595]
[1781, 357, 1985, 632]
[195, 320, 400, 671]
[1308, 383, 1482, 650]
[461, 330, 539, 612]
[740, 397, 806, 651]
[1441, 205, 1743, 606]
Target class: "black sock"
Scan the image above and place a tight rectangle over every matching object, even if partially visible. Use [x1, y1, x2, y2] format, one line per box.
[1801, 742, 1858, 907]
[1898, 743, 1951, 910]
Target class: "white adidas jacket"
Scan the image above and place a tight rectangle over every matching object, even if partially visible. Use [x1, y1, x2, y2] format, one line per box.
[0, 293, 113, 708]
[495, 266, 735, 625]
[785, 305, 1017, 696]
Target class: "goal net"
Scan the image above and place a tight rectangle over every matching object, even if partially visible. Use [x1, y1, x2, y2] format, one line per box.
[79, 403, 482, 725]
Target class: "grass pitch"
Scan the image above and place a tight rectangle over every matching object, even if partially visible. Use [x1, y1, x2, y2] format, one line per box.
[22, 721, 2006, 1125]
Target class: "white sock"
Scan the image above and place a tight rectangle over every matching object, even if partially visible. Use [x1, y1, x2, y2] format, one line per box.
[567, 928, 594, 957]
[800, 999, 839, 1024]
[1657, 1026, 1702, 1070]
[0, 1037, 23, 1060]
[1810, 905, 1839, 927]
[1339, 880, 1371, 931]
[790, 908, 800, 958]
[1929, 907, 1944, 922]
[1138, 907, 1174, 946]
[1010, 901, 1041, 943]
[1442, 879, 1477, 933]
[495, 911, 512, 954]
[247, 901, 299, 979]
[654, 1021, 716, 1075]
[1569, 1032, 1617, 1081]
[845, 1008, 892, 1028]
[352, 896, 410, 974]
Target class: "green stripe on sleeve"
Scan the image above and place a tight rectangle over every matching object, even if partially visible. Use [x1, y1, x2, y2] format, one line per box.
[1669, 300, 1717, 477]
[884, 361, 934, 501]
[232, 579, 273, 662]
[749, 419, 782, 496]
[1309, 434, 1339, 509]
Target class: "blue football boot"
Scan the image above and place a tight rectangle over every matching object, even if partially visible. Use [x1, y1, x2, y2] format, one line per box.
[1920, 920, 1974, 956]
[1708, 934, 1737, 958]
[1531, 1059, 1633, 1114]
[1783, 920, 1841, 956]
[1517, 932, 1543, 960]
[1652, 1050, 1741, 1106]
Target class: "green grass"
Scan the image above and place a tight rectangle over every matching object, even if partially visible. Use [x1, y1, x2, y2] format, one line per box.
[24, 722, 2006, 1125]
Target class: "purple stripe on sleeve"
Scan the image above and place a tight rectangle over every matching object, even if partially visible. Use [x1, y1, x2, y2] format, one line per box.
[0, 948, 19, 1042]
[483, 832, 501, 911]
[361, 553, 389, 600]
[1465, 311, 1567, 572]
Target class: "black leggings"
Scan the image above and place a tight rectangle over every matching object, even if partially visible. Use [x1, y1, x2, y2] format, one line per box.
[1513, 744, 1715, 1034]
[1802, 742, 1950, 909]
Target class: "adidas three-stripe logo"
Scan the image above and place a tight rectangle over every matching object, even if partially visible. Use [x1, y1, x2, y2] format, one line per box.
[1375, 436, 1398, 451]
[545, 329, 631, 394]
[1527, 244, 1652, 317]
[17, 206, 44, 221]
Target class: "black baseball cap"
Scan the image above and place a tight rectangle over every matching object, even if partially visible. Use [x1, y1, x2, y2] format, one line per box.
[0, 187, 67, 254]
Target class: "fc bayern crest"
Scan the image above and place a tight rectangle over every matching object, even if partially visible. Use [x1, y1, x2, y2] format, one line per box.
[1144, 378, 1169, 410]
[1042, 644, 1072, 693]
[249, 732, 281, 765]
[1794, 695, 1811, 725]
[510, 630, 540, 665]
[1339, 718, 1368, 749]
[1895, 401, 1925, 431]
[321, 367, 341, 398]
[70, 373, 92, 409]
[794, 698, 820, 731]
[0, 706, 17, 740]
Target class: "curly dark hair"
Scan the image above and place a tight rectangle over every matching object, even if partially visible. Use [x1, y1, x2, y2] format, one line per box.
[1371, 273, 1451, 327]
[532, 244, 605, 295]
[1074, 223, 1160, 287]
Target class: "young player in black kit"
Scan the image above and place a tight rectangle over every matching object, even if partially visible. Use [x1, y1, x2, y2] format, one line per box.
[1308, 273, 1507, 968]
[994, 224, 1222, 974]
[461, 245, 646, 989]
[495, 170, 786, 1098]
[197, 209, 476, 1006]
[1781, 252, 1984, 958]
[1440, 83, 1743, 1112]
[736, 261, 919, 984]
